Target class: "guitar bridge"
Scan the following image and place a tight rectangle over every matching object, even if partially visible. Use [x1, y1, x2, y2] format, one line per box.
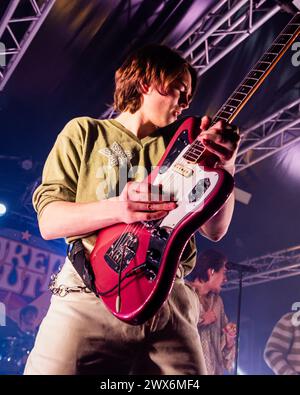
[105, 233, 138, 273]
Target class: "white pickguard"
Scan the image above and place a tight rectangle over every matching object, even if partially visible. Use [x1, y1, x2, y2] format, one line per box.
[153, 146, 219, 229]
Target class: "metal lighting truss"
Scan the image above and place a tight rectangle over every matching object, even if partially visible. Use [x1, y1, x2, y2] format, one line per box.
[0, 0, 56, 91]
[100, 0, 281, 117]
[223, 245, 300, 291]
[235, 98, 300, 173]
[175, 0, 281, 76]
[121, 0, 185, 31]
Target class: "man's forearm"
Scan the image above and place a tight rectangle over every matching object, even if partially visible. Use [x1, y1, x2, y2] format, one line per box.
[200, 165, 236, 241]
[265, 350, 298, 375]
[38, 199, 121, 240]
[200, 192, 235, 241]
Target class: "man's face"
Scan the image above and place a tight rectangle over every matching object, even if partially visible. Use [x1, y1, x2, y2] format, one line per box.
[22, 310, 37, 327]
[141, 70, 192, 128]
[210, 265, 227, 294]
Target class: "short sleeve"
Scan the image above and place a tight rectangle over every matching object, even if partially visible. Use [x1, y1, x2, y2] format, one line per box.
[32, 119, 83, 218]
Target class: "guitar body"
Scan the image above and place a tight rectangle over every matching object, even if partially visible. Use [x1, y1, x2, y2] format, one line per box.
[90, 117, 234, 324]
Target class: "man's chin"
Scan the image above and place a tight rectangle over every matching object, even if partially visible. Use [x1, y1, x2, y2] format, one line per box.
[155, 120, 173, 128]
[155, 115, 179, 128]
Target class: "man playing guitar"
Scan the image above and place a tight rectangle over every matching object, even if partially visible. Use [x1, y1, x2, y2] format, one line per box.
[24, 44, 239, 375]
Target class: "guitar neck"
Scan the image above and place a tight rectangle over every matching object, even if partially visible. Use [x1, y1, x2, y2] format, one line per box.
[183, 12, 300, 165]
[212, 12, 300, 126]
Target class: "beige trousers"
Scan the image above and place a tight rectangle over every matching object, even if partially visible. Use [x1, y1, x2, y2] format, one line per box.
[24, 258, 207, 375]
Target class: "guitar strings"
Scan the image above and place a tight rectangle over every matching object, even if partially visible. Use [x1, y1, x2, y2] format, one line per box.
[114, 137, 207, 249]
[98, 136, 210, 297]
[112, 140, 202, 252]
[110, 137, 208, 268]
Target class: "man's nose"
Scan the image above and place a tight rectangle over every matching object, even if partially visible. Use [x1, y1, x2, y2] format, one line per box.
[179, 93, 189, 109]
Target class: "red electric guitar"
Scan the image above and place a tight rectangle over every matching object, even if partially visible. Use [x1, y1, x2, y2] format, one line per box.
[90, 13, 300, 324]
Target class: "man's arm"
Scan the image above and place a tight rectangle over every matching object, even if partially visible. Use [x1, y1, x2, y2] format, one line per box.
[220, 300, 236, 373]
[197, 116, 239, 241]
[264, 314, 298, 375]
[39, 199, 120, 240]
[39, 182, 176, 240]
[200, 187, 235, 242]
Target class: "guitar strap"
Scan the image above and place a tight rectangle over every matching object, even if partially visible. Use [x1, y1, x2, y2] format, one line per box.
[67, 239, 97, 294]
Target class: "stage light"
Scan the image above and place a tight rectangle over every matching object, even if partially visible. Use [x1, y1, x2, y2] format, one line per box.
[21, 159, 33, 170]
[293, 0, 300, 11]
[0, 203, 7, 216]
[237, 367, 247, 375]
[276, 142, 300, 181]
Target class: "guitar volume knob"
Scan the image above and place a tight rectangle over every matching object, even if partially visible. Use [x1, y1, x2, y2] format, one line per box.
[147, 248, 161, 262]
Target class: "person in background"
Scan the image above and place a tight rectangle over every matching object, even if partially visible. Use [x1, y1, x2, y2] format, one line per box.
[188, 249, 236, 375]
[0, 305, 38, 374]
[18, 305, 38, 337]
[16, 305, 39, 373]
[264, 311, 300, 375]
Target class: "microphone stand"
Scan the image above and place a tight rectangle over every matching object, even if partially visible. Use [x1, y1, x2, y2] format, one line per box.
[226, 261, 257, 375]
[234, 269, 243, 375]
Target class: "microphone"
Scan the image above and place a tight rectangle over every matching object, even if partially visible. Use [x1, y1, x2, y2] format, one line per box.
[226, 261, 257, 273]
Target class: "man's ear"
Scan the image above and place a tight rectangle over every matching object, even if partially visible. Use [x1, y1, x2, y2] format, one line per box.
[140, 81, 151, 94]
[207, 268, 215, 279]
[191, 278, 200, 285]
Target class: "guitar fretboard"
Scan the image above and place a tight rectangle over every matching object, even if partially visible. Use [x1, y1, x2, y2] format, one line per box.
[183, 12, 300, 163]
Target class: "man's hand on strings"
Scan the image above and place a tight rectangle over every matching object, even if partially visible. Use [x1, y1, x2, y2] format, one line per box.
[198, 116, 241, 175]
[117, 181, 177, 224]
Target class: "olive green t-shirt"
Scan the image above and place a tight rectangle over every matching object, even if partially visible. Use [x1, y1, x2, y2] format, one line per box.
[33, 117, 196, 275]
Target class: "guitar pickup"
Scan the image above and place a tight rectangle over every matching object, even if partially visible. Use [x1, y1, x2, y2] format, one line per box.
[173, 163, 193, 177]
